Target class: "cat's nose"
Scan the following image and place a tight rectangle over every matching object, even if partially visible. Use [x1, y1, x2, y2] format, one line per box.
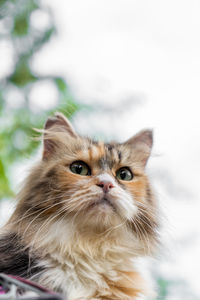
[96, 181, 114, 193]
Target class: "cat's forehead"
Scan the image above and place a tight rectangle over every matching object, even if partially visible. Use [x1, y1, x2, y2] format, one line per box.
[74, 138, 131, 170]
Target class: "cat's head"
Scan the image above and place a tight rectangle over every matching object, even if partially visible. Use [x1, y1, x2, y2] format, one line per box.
[12, 113, 158, 253]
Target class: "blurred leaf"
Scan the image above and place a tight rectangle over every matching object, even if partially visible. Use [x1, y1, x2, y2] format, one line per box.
[157, 278, 169, 299]
[0, 0, 81, 199]
[0, 159, 13, 198]
[9, 57, 37, 86]
[55, 77, 67, 92]
[62, 99, 80, 117]
[41, 27, 55, 44]
[0, 0, 7, 7]
[12, 14, 29, 36]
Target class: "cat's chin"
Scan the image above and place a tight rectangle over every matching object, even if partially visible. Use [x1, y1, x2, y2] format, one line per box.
[88, 196, 116, 211]
[78, 203, 121, 232]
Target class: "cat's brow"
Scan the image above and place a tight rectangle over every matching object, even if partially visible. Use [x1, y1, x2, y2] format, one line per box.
[98, 143, 122, 169]
[87, 142, 105, 162]
[79, 141, 123, 171]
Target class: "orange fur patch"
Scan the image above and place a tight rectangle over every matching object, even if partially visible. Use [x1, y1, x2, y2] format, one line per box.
[102, 271, 143, 299]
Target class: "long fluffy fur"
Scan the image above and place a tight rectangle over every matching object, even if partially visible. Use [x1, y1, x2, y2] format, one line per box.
[0, 113, 159, 299]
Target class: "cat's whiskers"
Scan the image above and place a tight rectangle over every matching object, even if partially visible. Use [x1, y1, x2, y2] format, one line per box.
[27, 194, 97, 250]
[29, 202, 86, 253]
[129, 215, 148, 251]
[30, 198, 79, 247]
[129, 217, 143, 243]
[136, 208, 157, 235]
[133, 215, 152, 254]
[63, 198, 92, 229]
[137, 202, 157, 216]
[136, 211, 155, 230]
[63, 192, 100, 212]
[15, 199, 64, 235]
[98, 220, 127, 238]
[10, 193, 65, 228]
[29, 208, 67, 251]
[20, 197, 73, 240]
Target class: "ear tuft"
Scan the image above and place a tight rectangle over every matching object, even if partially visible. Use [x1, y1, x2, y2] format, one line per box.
[43, 112, 77, 160]
[128, 129, 153, 148]
[44, 112, 77, 137]
[126, 129, 153, 167]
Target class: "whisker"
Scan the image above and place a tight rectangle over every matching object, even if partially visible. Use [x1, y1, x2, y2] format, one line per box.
[20, 199, 70, 240]
[29, 210, 66, 250]
[9, 193, 66, 228]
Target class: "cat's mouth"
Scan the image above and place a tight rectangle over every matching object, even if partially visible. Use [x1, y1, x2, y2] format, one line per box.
[100, 197, 114, 207]
[88, 196, 115, 210]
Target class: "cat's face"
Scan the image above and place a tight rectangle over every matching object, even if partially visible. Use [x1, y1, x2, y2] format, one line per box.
[47, 141, 139, 228]
[14, 113, 158, 250]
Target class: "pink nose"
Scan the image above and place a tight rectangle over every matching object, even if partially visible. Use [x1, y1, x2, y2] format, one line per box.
[97, 181, 114, 193]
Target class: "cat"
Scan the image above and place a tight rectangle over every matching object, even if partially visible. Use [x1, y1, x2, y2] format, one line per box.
[0, 112, 159, 300]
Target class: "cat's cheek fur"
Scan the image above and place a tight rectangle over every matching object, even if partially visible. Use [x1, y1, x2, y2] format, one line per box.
[108, 187, 137, 221]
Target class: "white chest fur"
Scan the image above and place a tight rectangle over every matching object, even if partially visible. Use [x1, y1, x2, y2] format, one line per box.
[36, 248, 152, 300]
[28, 221, 153, 299]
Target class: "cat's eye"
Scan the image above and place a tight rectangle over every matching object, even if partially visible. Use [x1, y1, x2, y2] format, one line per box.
[70, 161, 91, 176]
[116, 167, 133, 181]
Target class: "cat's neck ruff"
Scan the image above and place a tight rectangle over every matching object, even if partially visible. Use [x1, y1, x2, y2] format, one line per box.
[25, 219, 152, 300]
[24, 221, 146, 300]
[25, 216, 144, 259]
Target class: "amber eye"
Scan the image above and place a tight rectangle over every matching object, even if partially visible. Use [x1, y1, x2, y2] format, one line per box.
[70, 161, 91, 176]
[116, 167, 133, 181]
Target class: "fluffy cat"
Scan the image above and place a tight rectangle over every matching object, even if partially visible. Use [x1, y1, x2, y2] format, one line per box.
[0, 113, 159, 300]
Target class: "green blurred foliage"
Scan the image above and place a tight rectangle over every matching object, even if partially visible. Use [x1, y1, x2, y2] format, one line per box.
[0, 0, 81, 199]
[156, 278, 170, 300]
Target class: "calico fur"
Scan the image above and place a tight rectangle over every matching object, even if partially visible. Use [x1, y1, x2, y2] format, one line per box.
[0, 232, 42, 278]
[0, 113, 159, 300]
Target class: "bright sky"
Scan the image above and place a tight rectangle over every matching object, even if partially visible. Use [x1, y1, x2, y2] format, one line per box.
[1, 0, 200, 298]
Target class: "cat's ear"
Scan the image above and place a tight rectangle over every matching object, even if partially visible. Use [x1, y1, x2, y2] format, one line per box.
[44, 112, 77, 136]
[43, 112, 77, 160]
[125, 129, 153, 167]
